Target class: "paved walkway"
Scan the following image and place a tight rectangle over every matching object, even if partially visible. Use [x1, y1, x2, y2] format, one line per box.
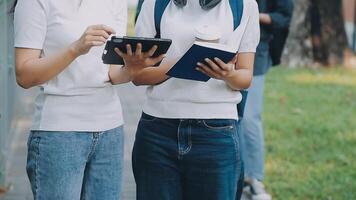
[1, 84, 249, 200]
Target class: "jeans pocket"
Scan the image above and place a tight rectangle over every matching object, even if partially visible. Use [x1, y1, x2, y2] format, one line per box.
[140, 113, 158, 122]
[202, 119, 235, 131]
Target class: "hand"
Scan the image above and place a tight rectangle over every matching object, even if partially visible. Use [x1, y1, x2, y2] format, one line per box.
[70, 24, 115, 57]
[259, 13, 272, 25]
[196, 55, 238, 80]
[115, 43, 166, 78]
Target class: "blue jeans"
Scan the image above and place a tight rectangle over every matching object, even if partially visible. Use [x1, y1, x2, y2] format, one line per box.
[26, 126, 124, 200]
[240, 75, 266, 180]
[132, 113, 244, 200]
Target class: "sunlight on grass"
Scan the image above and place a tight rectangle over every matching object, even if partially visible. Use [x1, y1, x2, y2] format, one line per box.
[264, 68, 356, 199]
[287, 69, 356, 86]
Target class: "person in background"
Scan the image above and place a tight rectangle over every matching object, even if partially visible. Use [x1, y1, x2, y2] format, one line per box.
[343, 0, 356, 51]
[240, 0, 293, 199]
[307, 0, 328, 66]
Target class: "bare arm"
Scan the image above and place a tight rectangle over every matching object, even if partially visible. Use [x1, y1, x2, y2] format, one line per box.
[15, 24, 115, 89]
[15, 47, 77, 89]
[132, 58, 177, 86]
[224, 53, 255, 90]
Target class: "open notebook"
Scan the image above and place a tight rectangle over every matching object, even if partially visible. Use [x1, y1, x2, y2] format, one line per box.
[167, 41, 237, 82]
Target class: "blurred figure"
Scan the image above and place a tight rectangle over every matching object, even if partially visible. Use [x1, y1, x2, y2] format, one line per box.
[240, 0, 293, 200]
[307, 0, 328, 66]
[343, 0, 356, 51]
[342, 0, 356, 68]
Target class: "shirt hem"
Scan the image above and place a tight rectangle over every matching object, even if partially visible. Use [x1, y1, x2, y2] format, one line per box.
[31, 120, 124, 132]
[143, 99, 239, 120]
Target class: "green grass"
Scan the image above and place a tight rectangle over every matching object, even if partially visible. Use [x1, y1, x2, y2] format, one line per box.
[264, 68, 356, 200]
[127, 8, 356, 199]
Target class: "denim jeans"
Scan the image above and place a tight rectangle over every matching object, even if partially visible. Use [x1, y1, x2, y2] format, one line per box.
[26, 126, 124, 200]
[240, 75, 266, 180]
[132, 113, 244, 200]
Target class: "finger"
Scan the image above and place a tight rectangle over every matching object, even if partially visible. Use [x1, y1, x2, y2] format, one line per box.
[86, 35, 107, 43]
[114, 48, 124, 57]
[126, 44, 133, 56]
[91, 24, 116, 35]
[196, 66, 220, 79]
[214, 57, 233, 71]
[89, 41, 105, 46]
[205, 58, 227, 76]
[135, 43, 142, 56]
[230, 54, 238, 64]
[197, 62, 221, 78]
[87, 30, 110, 39]
[149, 54, 166, 65]
[146, 45, 158, 57]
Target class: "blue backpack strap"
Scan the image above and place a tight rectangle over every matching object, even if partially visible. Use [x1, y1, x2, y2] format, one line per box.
[154, 0, 171, 38]
[135, 0, 170, 38]
[135, 0, 145, 23]
[230, 0, 246, 119]
[229, 0, 244, 30]
[237, 90, 248, 119]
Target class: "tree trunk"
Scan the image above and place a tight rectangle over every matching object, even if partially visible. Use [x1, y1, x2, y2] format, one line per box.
[283, 0, 348, 67]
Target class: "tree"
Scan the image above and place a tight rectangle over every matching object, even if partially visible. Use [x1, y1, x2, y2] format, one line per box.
[283, 0, 348, 67]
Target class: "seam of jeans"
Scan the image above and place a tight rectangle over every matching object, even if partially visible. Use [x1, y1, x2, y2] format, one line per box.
[177, 121, 182, 158]
[180, 122, 192, 155]
[34, 137, 41, 200]
[201, 120, 235, 131]
[87, 133, 100, 160]
[232, 122, 241, 165]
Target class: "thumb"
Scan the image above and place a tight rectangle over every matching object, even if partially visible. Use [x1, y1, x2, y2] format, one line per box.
[230, 55, 238, 64]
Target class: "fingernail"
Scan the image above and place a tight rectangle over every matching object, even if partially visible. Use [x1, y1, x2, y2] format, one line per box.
[205, 58, 209, 62]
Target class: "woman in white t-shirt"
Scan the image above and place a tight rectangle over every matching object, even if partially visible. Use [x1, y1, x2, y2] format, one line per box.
[13, 0, 162, 199]
[114, 0, 260, 199]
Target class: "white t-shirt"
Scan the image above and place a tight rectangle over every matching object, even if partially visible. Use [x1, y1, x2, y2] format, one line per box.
[135, 0, 260, 120]
[14, 0, 127, 131]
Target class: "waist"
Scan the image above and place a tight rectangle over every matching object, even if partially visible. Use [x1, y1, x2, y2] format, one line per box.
[143, 98, 239, 120]
[32, 86, 123, 131]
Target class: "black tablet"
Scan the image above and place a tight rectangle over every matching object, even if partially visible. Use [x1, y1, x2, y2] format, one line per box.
[102, 36, 172, 66]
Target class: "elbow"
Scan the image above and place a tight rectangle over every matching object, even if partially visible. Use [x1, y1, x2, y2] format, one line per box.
[15, 68, 38, 89]
[132, 79, 144, 86]
[16, 75, 34, 89]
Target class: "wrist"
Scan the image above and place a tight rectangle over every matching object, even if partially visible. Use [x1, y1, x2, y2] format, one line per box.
[121, 65, 136, 81]
[68, 42, 81, 58]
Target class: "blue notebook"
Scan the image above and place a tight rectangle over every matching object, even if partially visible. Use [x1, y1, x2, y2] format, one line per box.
[167, 42, 237, 82]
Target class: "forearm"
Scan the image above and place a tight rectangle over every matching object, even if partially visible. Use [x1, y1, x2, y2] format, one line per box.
[132, 59, 176, 86]
[224, 69, 253, 90]
[132, 66, 169, 86]
[224, 53, 255, 90]
[109, 65, 132, 85]
[15, 46, 78, 89]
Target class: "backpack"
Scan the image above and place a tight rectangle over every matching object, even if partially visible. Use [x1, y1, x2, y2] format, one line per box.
[135, 0, 248, 119]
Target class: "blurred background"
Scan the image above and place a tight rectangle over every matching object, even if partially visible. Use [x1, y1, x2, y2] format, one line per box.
[0, 0, 355, 199]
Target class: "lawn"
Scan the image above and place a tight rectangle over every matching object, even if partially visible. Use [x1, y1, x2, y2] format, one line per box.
[128, 8, 356, 199]
[264, 68, 356, 199]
